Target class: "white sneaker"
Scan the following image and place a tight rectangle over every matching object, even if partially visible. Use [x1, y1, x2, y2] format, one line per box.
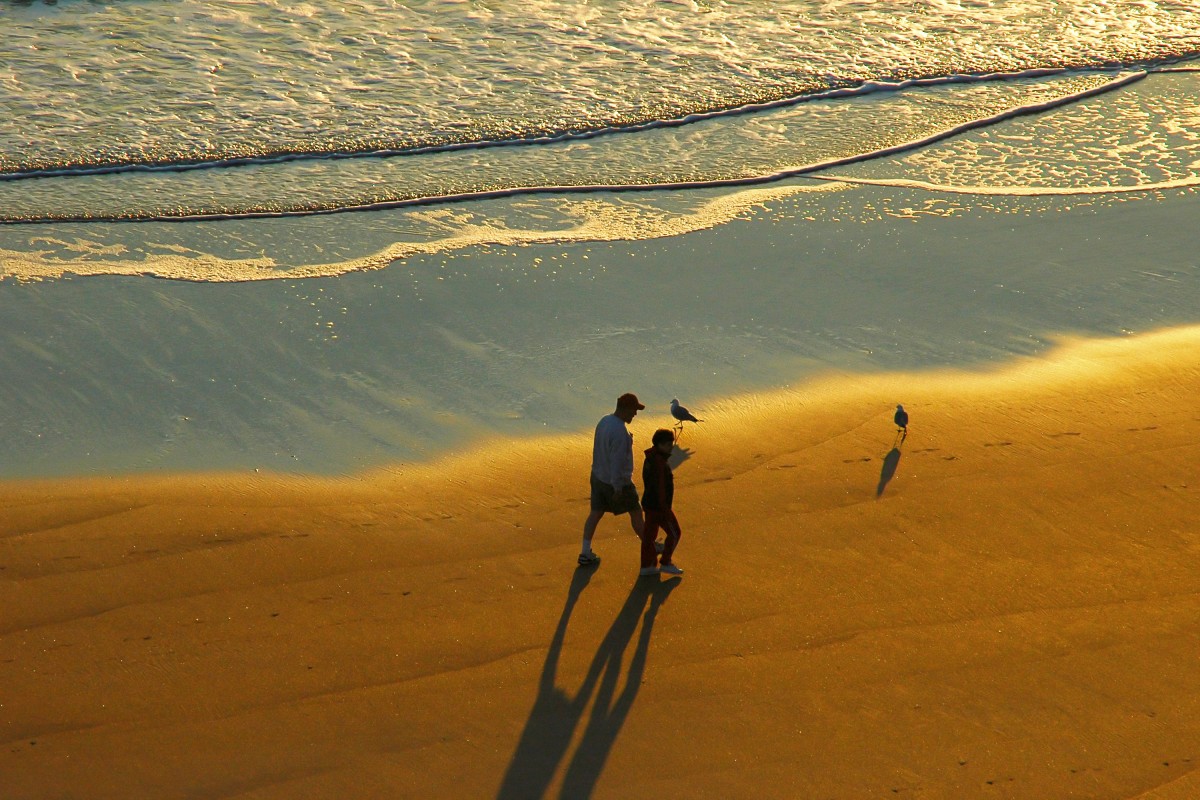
[659, 563, 683, 575]
[578, 552, 601, 567]
[639, 566, 660, 576]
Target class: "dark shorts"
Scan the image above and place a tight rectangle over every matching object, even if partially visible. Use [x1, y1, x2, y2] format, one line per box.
[590, 475, 640, 515]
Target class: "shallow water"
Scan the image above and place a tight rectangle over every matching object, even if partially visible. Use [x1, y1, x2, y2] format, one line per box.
[7, 1, 1198, 174]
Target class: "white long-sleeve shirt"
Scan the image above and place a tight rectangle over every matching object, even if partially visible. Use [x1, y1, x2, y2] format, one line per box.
[590, 414, 634, 488]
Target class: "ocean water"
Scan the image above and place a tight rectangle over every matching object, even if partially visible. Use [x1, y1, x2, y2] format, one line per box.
[4, 1, 1200, 267]
[2, 1, 1200, 476]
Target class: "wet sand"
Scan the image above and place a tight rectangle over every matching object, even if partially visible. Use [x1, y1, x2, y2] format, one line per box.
[4, 324, 1200, 799]
[3, 178, 1200, 480]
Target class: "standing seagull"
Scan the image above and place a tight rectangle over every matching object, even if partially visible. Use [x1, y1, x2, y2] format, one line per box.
[894, 404, 909, 444]
[670, 398, 703, 437]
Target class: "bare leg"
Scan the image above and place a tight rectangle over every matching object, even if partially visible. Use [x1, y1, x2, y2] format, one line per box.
[582, 508, 605, 549]
[628, 507, 645, 538]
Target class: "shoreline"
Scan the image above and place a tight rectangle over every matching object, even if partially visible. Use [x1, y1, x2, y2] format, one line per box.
[2, 176, 1200, 481]
[5, 323, 1200, 798]
[1, 319, 1195, 492]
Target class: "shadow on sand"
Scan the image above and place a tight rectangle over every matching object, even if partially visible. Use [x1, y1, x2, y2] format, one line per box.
[876, 447, 902, 498]
[496, 571, 681, 800]
[669, 444, 693, 470]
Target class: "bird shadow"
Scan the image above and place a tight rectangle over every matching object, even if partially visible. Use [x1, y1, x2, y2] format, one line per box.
[669, 444, 693, 470]
[875, 447, 902, 498]
[496, 573, 681, 800]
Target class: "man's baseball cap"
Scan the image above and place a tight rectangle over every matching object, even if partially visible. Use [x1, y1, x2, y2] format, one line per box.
[616, 392, 645, 410]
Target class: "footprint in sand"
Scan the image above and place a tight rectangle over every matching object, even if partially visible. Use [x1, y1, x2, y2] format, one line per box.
[767, 464, 797, 470]
[1047, 431, 1081, 438]
[841, 457, 871, 463]
[983, 441, 1013, 447]
[1126, 425, 1159, 432]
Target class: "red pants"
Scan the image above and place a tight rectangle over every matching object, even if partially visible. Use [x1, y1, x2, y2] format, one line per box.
[641, 510, 681, 569]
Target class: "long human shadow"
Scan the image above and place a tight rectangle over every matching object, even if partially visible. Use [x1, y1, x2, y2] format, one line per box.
[876, 447, 902, 497]
[496, 567, 596, 800]
[557, 576, 680, 799]
[496, 574, 680, 800]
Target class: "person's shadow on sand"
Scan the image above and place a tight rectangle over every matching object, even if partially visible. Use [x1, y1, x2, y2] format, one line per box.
[876, 447, 902, 498]
[496, 573, 681, 800]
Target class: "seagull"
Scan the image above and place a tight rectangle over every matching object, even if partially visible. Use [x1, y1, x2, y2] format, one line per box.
[894, 404, 909, 443]
[670, 398, 702, 436]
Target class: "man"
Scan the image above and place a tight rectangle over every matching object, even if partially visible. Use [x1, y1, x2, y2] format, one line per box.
[579, 392, 645, 566]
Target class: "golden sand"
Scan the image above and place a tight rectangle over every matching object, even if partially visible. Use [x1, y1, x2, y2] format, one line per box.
[4, 326, 1200, 799]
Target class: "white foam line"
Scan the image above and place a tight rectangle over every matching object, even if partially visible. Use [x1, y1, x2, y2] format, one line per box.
[795, 70, 1148, 176]
[807, 174, 1200, 197]
[0, 69, 1154, 225]
[542, 66, 1076, 137]
[0, 66, 1113, 183]
[0, 184, 841, 282]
